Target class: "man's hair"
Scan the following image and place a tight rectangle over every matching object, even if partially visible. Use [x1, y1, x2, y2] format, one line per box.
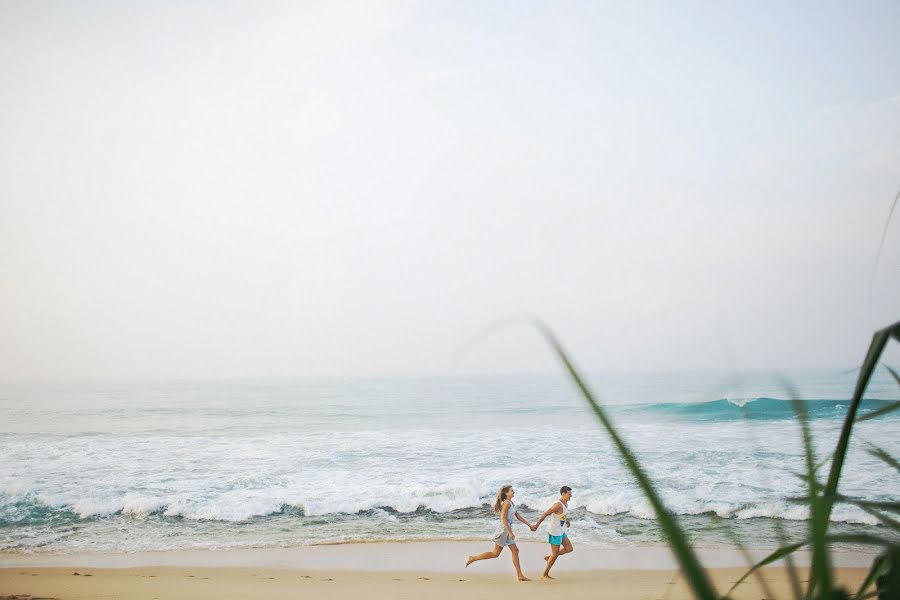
[560, 486, 572, 495]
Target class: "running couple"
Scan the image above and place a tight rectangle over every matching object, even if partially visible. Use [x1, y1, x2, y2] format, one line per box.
[466, 485, 573, 581]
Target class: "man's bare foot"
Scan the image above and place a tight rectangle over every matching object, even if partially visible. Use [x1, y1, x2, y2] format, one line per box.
[465, 556, 474, 568]
[541, 574, 555, 580]
[518, 575, 531, 581]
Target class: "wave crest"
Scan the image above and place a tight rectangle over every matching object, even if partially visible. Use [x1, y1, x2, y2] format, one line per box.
[629, 397, 897, 421]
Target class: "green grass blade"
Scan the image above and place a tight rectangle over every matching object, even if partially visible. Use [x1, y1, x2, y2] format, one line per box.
[712, 509, 776, 599]
[736, 398, 803, 599]
[886, 365, 900, 387]
[738, 548, 777, 600]
[857, 501, 900, 513]
[826, 322, 900, 502]
[535, 321, 718, 600]
[791, 399, 832, 599]
[879, 547, 900, 600]
[815, 454, 833, 474]
[791, 400, 820, 496]
[869, 187, 900, 300]
[853, 553, 886, 600]
[790, 454, 833, 485]
[785, 494, 900, 514]
[816, 322, 900, 595]
[791, 471, 811, 484]
[730, 531, 899, 596]
[857, 505, 900, 530]
[865, 445, 900, 475]
[824, 533, 899, 547]
[773, 520, 804, 600]
[727, 540, 807, 594]
[835, 496, 900, 514]
[856, 399, 900, 422]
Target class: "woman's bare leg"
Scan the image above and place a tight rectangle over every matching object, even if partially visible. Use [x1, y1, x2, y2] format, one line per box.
[466, 544, 502, 567]
[509, 544, 530, 581]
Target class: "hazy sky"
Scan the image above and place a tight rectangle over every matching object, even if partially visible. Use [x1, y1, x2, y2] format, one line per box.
[2, 1, 899, 381]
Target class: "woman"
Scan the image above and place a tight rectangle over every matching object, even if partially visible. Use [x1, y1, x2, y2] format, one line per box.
[465, 484, 533, 581]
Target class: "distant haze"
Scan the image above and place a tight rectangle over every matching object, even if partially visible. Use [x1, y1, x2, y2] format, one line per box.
[1, 1, 899, 381]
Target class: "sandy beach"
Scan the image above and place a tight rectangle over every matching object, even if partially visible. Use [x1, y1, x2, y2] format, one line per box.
[0, 542, 876, 599]
[0, 566, 872, 600]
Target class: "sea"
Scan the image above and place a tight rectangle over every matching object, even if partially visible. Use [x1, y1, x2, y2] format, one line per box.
[1, 369, 898, 555]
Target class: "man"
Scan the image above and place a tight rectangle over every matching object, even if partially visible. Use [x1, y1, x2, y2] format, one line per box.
[531, 485, 573, 579]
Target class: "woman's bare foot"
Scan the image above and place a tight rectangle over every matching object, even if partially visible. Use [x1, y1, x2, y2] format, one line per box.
[541, 574, 555, 580]
[518, 575, 531, 581]
[543, 554, 550, 561]
[465, 556, 474, 568]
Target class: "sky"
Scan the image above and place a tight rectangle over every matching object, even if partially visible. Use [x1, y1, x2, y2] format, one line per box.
[1, 1, 899, 381]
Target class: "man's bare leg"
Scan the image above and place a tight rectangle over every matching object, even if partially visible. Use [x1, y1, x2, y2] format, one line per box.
[542, 544, 561, 579]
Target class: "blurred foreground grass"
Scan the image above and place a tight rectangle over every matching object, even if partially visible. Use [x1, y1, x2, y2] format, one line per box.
[540, 320, 900, 600]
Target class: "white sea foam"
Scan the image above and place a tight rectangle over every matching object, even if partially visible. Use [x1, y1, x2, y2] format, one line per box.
[72, 497, 124, 518]
[1, 374, 897, 553]
[724, 397, 756, 407]
[121, 495, 165, 516]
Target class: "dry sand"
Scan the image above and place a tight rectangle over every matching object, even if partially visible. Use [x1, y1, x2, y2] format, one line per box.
[0, 566, 873, 600]
[0, 542, 876, 599]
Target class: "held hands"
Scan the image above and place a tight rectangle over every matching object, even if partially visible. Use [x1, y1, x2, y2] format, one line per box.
[529, 524, 537, 532]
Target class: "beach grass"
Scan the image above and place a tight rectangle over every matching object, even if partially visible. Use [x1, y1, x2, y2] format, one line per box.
[539, 319, 900, 599]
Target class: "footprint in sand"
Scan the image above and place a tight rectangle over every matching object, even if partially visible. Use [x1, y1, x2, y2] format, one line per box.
[324, 578, 334, 582]
[419, 577, 429, 581]
[83, 574, 92, 577]
[301, 575, 311, 579]
[73, 572, 81, 576]
[268, 577, 275, 580]
[458, 579, 466, 582]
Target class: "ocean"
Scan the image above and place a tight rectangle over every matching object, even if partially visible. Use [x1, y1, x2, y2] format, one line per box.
[1, 370, 898, 555]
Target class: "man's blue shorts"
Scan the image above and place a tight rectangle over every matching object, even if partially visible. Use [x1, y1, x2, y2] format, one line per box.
[548, 532, 568, 546]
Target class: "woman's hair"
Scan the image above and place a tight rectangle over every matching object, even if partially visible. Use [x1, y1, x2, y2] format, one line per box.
[493, 485, 512, 513]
